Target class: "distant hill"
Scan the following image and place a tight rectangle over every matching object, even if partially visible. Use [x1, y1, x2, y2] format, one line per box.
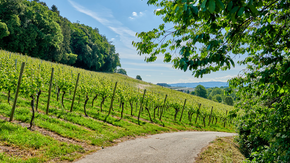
[157, 83, 171, 87]
[169, 81, 228, 88]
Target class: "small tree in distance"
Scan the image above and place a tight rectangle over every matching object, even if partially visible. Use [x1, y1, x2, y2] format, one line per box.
[116, 68, 127, 75]
[213, 94, 222, 103]
[194, 85, 207, 98]
[224, 96, 234, 106]
[136, 75, 142, 80]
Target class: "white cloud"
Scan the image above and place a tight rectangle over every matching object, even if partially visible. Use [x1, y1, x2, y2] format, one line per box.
[129, 11, 146, 20]
[146, 75, 151, 77]
[167, 75, 237, 84]
[122, 62, 173, 68]
[68, 0, 137, 51]
[132, 12, 138, 17]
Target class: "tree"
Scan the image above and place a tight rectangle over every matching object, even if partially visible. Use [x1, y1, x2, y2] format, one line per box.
[133, 0, 290, 161]
[190, 91, 195, 95]
[0, 1, 120, 73]
[224, 96, 234, 106]
[194, 85, 207, 98]
[0, 21, 9, 39]
[213, 94, 222, 103]
[136, 75, 142, 80]
[116, 68, 127, 75]
[209, 88, 224, 97]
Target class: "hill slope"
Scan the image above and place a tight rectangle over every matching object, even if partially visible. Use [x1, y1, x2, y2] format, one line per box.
[170, 81, 229, 88]
[0, 50, 235, 162]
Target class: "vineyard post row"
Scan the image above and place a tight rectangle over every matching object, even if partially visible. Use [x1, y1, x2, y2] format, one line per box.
[9, 62, 25, 122]
[1, 50, 234, 128]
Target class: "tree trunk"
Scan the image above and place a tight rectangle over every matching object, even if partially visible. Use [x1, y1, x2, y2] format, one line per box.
[84, 95, 89, 117]
[153, 106, 158, 119]
[174, 108, 179, 121]
[203, 117, 206, 127]
[130, 102, 133, 116]
[188, 111, 193, 123]
[120, 102, 125, 119]
[195, 111, 199, 124]
[145, 107, 153, 122]
[100, 96, 107, 112]
[61, 91, 66, 109]
[36, 89, 41, 112]
[28, 95, 35, 129]
[92, 94, 98, 107]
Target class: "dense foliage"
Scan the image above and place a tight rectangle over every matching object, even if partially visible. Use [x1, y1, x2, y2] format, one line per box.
[136, 75, 142, 80]
[116, 68, 127, 75]
[134, 0, 290, 161]
[194, 85, 207, 98]
[224, 96, 234, 106]
[0, 0, 120, 72]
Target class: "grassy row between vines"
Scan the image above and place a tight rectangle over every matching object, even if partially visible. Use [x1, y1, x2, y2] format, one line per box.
[0, 50, 235, 162]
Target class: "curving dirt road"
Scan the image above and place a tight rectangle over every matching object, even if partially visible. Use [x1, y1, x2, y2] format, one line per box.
[75, 131, 237, 163]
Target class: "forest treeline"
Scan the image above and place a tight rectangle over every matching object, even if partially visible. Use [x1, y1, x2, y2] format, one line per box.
[0, 0, 120, 72]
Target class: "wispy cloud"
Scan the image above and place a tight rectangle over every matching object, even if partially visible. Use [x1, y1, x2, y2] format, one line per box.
[167, 75, 237, 84]
[129, 11, 145, 20]
[68, 0, 136, 50]
[122, 62, 173, 68]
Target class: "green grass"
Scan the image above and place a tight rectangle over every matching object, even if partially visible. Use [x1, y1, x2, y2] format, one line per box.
[0, 50, 237, 162]
[0, 116, 85, 162]
[195, 136, 246, 163]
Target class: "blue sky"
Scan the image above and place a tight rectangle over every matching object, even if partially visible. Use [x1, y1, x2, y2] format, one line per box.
[42, 0, 245, 84]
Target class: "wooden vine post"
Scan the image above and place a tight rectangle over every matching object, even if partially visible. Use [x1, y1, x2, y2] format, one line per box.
[179, 99, 187, 122]
[159, 94, 167, 121]
[108, 82, 118, 116]
[138, 89, 146, 125]
[195, 103, 201, 124]
[208, 106, 213, 126]
[70, 73, 80, 112]
[46, 68, 54, 115]
[224, 110, 228, 127]
[9, 62, 25, 122]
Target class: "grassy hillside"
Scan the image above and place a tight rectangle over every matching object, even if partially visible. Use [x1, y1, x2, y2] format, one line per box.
[0, 50, 235, 162]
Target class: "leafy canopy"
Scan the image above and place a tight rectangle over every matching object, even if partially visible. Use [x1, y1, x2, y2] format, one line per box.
[194, 85, 207, 98]
[134, 0, 290, 162]
[133, 0, 289, 78]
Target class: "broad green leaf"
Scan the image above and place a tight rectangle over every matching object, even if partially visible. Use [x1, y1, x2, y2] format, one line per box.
[208, 0, 216, 14]
[227, 1, 233, 12]
[230, 6, 239, 14]
[191, 5, 198, 15]
[207, 44, 211, 50]
[216, 0, 225, 9]
[237, 7, 245, 16]
[248, 5, 258, 15]
[201, 0, 207, 9]
[183, 4, 188, 11]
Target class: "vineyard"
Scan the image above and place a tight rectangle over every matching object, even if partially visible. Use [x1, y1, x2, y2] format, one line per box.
[0, 50, 235, 162]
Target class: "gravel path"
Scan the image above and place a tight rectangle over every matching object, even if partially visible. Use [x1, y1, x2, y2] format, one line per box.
[75, 131, 237, 163]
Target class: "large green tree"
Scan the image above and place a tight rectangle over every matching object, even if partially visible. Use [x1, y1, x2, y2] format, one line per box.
[194, 85, 207, 98]
[0, 0, 121, 73]
[134, 0, 290, 161]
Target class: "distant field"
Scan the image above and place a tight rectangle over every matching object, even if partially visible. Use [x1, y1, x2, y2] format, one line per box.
[0, 50, 235, 162]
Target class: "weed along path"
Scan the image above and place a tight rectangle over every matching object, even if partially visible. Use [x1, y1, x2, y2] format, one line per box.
[75, 131, 237, 163]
